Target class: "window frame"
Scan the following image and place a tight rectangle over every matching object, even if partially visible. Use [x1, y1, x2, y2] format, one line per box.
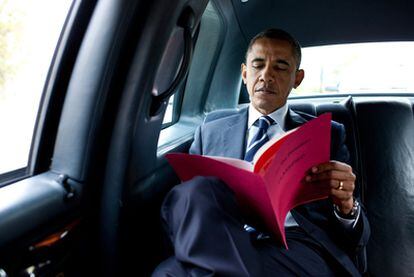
[157, 0, 225, 153]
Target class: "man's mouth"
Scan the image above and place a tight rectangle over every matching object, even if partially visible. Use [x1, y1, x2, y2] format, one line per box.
[255, 87, 276, 94]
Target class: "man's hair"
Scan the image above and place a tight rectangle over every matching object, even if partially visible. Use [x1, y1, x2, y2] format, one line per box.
[245, 28, 302, 69]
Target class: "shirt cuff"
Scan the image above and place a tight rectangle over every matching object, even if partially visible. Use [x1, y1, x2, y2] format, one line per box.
[333, 205, 361, 229]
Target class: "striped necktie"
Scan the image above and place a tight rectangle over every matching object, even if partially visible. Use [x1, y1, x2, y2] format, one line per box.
[244, 115, 275, 162]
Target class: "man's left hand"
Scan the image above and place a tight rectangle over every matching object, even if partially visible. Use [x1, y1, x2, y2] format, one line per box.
[306, 160, 356, 215]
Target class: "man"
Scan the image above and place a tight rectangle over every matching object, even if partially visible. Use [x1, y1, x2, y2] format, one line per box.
[154, 29, 370, 276]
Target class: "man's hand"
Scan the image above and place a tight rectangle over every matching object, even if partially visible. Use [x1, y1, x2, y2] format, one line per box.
[306, 161, 356, 214]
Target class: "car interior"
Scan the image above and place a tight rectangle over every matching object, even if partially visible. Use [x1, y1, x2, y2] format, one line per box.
[0, 0, 413, 276]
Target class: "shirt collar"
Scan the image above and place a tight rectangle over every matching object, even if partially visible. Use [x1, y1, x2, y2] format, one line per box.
[248, 103, 289, 131]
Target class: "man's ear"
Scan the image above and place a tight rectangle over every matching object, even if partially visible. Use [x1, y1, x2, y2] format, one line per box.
[293, 69, 305, 88]
[241, 63, 247, 84]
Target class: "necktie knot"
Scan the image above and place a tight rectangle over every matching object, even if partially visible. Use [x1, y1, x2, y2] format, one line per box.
[257, 116, 274, 130]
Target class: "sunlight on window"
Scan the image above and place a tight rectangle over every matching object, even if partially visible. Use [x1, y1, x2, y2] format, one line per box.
[162, 95, 174, 125]
[0, 0, 72, 174]
[292, 42, 414, 96]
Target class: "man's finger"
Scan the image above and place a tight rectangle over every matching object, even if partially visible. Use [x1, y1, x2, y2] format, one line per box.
[311, 160, 352, 173]
[305, 170, 355, 183]
[308, 179, 355, 192]
[330, 180, 355, 191]
[330, 187, 354, 203]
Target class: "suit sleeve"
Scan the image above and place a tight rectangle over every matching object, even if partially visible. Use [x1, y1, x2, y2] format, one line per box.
[189, 126, 202, 155]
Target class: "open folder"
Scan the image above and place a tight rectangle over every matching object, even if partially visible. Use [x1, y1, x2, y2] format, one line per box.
[166, 113, 332, 248]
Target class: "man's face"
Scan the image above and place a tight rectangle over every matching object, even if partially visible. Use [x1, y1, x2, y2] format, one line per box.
[242, 38, 304, 115]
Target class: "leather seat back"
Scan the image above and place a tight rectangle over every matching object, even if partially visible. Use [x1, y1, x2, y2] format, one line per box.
[353, 98, 414, 276]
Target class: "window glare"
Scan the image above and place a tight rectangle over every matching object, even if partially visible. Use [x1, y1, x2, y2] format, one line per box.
[292, 42, 414, 96]
[0, 0, 72, 174]
[162, 95, 174, 125]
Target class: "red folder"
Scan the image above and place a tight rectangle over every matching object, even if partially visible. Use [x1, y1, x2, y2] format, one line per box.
[166, 113, 332, 248]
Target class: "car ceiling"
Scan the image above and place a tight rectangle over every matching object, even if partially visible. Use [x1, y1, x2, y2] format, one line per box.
[230, 0, 414, 47]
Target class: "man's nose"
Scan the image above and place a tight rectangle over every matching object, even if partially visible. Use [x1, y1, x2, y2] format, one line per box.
[260, 66, 274, 82]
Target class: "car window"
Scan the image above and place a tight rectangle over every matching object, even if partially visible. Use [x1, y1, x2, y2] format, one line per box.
[162, 95, 175, 125]
[291, 42, 414, 96]
[0, 0, 73, 176]
[152, 26, 185, 129]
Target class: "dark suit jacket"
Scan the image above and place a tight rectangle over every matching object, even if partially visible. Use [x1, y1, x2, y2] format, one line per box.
[189, 106, 370, 276]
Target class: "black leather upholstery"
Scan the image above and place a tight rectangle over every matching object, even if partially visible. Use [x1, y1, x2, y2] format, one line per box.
[290, 96, 414, 276]
[354, 98, 414, 276]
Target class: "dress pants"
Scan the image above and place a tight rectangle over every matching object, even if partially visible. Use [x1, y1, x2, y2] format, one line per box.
[153, 176, 348, 276]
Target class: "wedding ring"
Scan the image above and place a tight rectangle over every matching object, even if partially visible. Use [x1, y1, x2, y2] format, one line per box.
[338, 181, 344, 190]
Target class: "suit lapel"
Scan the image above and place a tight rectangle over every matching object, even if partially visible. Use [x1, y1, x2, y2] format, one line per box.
[219, 107, 248, 159]
[285, 109, 308, 131]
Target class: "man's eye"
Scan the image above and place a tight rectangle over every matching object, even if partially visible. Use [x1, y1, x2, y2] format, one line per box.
[276, 65, 288, 71]
[252, 64, 264, 69]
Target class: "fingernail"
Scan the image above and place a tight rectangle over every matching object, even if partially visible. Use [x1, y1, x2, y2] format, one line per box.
[312, 167, 318, 173]
[306, 176, 311, 182]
